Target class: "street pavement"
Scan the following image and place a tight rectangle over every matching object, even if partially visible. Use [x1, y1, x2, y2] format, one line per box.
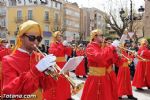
[70, 72, 150, 100]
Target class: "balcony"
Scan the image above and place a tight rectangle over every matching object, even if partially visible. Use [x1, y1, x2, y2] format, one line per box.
[0, 24, 6, 30]
[24, 16, 35, 21]
[15, 17, 23, 23]
[0, 11, 6, 17]
[0, 0, 5, 6]
[44, 18, 50, 23]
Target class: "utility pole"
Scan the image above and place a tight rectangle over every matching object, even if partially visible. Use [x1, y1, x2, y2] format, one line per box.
[129, 0, 133, 32]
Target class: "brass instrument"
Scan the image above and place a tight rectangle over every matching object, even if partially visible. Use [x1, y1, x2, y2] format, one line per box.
[118, 46, 149, 62]
[105, 40, 149, 62]
[34, 45, 84, 95]
[118, 52, 132, 64]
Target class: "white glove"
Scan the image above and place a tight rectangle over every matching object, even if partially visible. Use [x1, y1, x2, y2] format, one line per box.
[140, 50, 144, 56]
[112, 40, 120, 48]
[63, 40, 70, 46]
[36, 54, 56, 72]
[6, 43, 10, 48]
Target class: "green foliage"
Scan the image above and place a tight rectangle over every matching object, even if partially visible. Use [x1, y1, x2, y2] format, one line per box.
[147, 38, 150, 44]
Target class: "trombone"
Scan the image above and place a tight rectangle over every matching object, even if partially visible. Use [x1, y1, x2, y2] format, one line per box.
[104, 40, 149, 62]
[118, 46, 149, 62]
[34, 45, 84, 95]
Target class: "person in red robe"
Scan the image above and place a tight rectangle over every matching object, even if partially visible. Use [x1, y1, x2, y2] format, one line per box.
[48, 31, 72, 100]
[0, 39, 12, 96]
[116, 42, 137, 100]
[104, 38, 119, 100]
[81, 29, 118, 100]
[132, 38, 150, 90]
[75, 44, 86, 78]
[2, 20, 57, 100]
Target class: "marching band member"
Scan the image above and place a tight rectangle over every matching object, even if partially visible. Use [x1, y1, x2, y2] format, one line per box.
[116, 42, 137, 100]
[75, 44, 87, 78]
[104, 38, 119, 100]
[81, 29, 118, 100]
[2, 20, 57, 100]
[48, 31, 72, 100]
[132, 38, 150, 90]
[0, 39, 12, 95]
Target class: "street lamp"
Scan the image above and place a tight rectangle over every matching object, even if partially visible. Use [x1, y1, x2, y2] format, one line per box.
[138, 6, 145, 19]
[119, 4, 144, 43]
[119, 6, 144, 30]
[73, 33, 76, 44]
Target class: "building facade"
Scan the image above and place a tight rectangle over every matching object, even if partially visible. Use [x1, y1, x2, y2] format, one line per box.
[6, 0, 63, 45]
[80, 7, 107, 41]
[144, 0, 150, 37]
[0, 0, 7, 38]
[63, 2, 80, 42]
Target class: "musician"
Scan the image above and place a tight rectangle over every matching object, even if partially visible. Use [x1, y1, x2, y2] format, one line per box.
[81, 29, 118, 100]
[75, 44, 87, 78]
[2, 20, 57, 100]
[48, 31, 72, 100]
[116, 43, 137, 100]
[104, 38, 119, 100]
[132, 38, 150, 90]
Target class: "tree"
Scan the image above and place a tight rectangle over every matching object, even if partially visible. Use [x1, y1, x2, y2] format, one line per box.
[104, 12, 128, 38]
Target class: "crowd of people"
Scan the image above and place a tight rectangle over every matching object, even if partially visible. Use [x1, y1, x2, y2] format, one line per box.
[0, 20, 150, 100]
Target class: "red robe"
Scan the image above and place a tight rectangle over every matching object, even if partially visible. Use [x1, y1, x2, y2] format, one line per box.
[0, 48, 11, 95]
[132, 46, 150, 88]
[105, 45, 119, 100]
[75, 49, 86, 76]
[116, 51, 133, 97]
[48, 42, 72, 100]
[2, 50, 57, 100]
[81, 42, 116, 100]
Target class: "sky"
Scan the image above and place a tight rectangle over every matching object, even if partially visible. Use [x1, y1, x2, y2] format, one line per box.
[67, 0, 145, 13]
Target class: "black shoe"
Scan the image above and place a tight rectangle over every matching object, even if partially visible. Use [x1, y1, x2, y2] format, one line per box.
[83, 75, 87, 78]
[136, 88, 144, 91]
[127, 95, 137, 100]
[76, 76, 80, 78]
[118, 97, 122, 99]
[67, 98, 74, 100]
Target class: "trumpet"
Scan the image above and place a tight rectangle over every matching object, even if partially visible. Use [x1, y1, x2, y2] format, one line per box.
[104, 40, 149, 62]
[34, 45, 84, 95]
[118, 52, 132, 64]
[118, 46, 149, 62]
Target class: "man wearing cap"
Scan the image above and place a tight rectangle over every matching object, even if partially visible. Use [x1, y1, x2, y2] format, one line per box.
[48, 31, 72, 100]
[2, 20, 57, 100]
[81, 29, 119, 100]
[132, 38, 150, 90]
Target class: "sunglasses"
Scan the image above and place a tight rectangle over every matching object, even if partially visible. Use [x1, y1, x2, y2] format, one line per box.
[95, 34, 104, 37]
[24, 34, 42, 42]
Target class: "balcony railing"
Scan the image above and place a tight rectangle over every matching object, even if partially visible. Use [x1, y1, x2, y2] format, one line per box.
[0, 12, 6, 17]
[15, 17, 23, 23]
[0, 0, 5, 6]
[44, 18, 50, 23]
[0, 24, 6, 29]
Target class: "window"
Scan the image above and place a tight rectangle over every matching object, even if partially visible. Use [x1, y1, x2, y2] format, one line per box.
[28, 10, 32, 20]
[9, 0, 17, 6]
[45, 40, 49, 46]
[54, 13, 58, 24]
[1, 18, 6, 27]
[17, 10, 22, 19]
[55, 2, 57, 8]
[18, 0, 21, 4]
[28, 0, 32, 3]
[45, 25, 49, 31]
[44, 11, 49, 20]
